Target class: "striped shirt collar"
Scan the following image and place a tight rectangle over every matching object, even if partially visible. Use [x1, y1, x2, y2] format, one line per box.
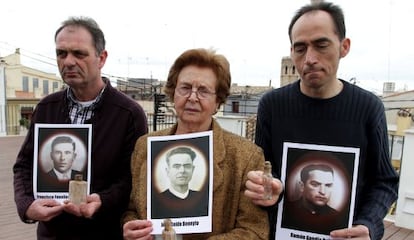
[66, 82, 106, 124]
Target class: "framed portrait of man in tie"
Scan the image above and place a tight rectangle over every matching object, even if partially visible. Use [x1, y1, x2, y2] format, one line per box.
[33, 124, 92, 204]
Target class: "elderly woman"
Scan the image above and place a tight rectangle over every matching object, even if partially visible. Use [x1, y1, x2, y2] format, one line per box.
[122, 48, 269, 240]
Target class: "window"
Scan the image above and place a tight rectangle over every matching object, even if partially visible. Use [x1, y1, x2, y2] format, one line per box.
[52, 81, 59, 91]
[22, 76, 29, 92]
[43, 80, 49, 95]
[389, 135, 404, 160]
[232, 101, 239, 113]
[33, 78, 39, 89]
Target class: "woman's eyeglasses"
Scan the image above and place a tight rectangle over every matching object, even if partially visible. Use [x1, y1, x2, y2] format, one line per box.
[175, 86, 216, 99]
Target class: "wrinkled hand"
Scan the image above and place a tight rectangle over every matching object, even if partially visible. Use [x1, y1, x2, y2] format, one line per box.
[63, 193, 101, 218]
[244, 170, 283, 207]
[25, 199, 64, 222]
[123, 219, 154, 240]
[330, 225, 370, 239]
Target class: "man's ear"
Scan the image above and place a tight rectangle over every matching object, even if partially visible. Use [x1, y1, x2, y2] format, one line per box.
[340, 38, 351, 58]
[298, 180, 304, 193]
[98, 50, 108, 69]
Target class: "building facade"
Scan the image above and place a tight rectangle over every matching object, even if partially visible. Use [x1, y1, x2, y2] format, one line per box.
[222, 84, 272, 116]
[0, 49, 63, 135]
[280, 56, 299, 87]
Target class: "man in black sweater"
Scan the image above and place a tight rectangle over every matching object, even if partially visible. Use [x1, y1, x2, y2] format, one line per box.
[244, 2, 399, 240]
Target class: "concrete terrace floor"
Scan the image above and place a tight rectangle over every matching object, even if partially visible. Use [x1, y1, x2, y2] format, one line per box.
[0, 135, 413, 239]
[1, 135, 36, 240]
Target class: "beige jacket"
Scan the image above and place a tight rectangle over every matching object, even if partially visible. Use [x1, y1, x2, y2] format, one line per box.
[123, 120, 269, 240]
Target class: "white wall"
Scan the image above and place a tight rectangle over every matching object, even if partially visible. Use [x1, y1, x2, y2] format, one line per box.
[214, 115, 248, 137]
[395, 128, 414, 229]
[0, 63, 6, 136]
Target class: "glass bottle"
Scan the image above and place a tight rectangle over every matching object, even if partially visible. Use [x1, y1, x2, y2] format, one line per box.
[262, 161, 273, 200]
[162, 219, 177, 240]
[69, 174, 87, 205]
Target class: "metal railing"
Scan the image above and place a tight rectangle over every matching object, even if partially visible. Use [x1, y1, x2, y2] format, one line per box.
[147, 113, 177, 133]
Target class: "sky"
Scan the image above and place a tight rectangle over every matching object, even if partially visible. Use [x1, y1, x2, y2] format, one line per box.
[1, 0, 413, 93]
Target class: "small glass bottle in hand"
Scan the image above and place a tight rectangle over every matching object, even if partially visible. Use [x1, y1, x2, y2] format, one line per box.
[162, 219, 177, 240]
[69, 174, 87, 205]
[262, 161, 273, 200]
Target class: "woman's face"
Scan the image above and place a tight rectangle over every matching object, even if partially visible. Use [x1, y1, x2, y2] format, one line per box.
[174, 65, 219, 131]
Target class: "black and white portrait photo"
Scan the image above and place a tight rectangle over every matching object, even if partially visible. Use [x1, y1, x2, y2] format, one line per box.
[34, 124, 91, 202]
[147, 131, 213, 234]
[276, 142, 360, 239]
